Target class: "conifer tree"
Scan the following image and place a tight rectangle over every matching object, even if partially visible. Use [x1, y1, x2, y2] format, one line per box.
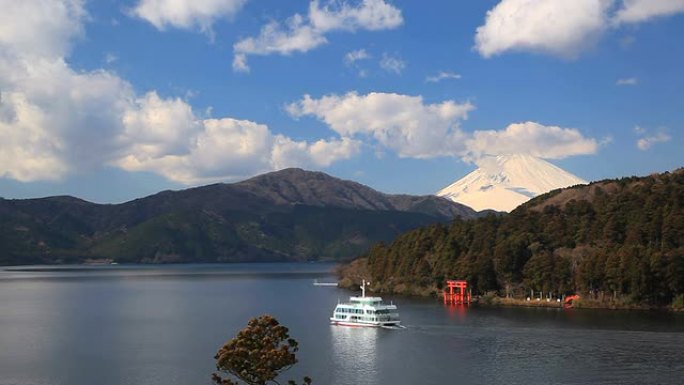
[213, 315, 312, 385]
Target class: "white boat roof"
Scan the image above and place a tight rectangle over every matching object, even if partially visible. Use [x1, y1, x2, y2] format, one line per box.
[349, 296, 383, 302]
[337, 297, 396, 308]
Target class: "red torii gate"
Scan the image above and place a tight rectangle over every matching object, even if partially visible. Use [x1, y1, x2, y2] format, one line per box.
[443, 280, 471, 305]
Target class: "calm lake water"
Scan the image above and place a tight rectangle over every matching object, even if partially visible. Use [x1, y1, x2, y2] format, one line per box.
[1, 263, 683, 385]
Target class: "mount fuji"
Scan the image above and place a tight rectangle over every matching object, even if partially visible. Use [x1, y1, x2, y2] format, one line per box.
[437, 154, 588, 212]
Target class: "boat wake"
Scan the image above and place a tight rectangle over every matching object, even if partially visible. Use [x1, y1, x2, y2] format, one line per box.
[380, 324, 406, 330]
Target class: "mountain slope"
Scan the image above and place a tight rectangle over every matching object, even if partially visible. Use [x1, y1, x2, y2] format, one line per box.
[238, 168, 476, 218]
[341, 168, 684, 306]
[437, 154, 587, 212]
[0, 169, 477, 265]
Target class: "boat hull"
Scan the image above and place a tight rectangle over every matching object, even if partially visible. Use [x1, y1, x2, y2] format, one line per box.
[330, 319, 400, 328]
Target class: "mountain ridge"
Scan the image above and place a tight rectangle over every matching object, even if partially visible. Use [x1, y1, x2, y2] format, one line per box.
[0, 168, 477, 265]
[237, 168, 476, 218]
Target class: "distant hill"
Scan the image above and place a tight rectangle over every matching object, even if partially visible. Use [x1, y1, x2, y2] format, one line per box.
[0, 168, 477, 265]
[342, 168, 684, 307]
[437, 154, 587, 212]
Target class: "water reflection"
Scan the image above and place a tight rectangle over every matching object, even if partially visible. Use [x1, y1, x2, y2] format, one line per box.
[2, 265, 683, 385]
[445, 304, 468, 321]
[330, 326, 379, 385]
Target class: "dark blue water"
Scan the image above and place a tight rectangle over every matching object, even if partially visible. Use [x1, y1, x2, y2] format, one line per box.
[1, 263, 683, 385]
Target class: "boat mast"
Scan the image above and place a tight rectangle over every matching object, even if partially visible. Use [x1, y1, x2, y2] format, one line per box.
[362, 279, 366, 297]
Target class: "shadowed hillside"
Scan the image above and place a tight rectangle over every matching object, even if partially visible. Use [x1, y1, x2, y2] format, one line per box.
[0, 169, 477, 265]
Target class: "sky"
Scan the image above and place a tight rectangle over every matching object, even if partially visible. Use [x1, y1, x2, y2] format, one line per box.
[0, 0, 682, 203]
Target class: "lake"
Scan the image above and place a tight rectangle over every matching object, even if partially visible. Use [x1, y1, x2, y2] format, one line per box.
[1, 263, 683, 385]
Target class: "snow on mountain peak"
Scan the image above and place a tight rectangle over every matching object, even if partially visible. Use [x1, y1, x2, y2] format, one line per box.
[436, 154, 587, 212]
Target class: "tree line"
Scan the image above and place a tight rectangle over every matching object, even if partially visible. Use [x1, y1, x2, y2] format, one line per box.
[359, 169, 684, 306]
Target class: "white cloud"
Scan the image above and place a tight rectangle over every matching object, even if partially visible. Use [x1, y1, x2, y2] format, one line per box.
[288, 93, 599, 162]
[0, 1, 133, 181]
[379, 53, 405, 74]
[0, 62, 135, 181]
[309, 0, 402, 31]
[344, 49, 371, 65]
[599, 136, 614, 146]
[118, 96, 361, 184]
[271, 136, 361, 170]
[635, 127, 671, 150]
[344, 49, 372, 77]
[614, 0, 684, 24]
[287, 92, 474, 158]
[0, 90, 69, 181]
[475, 0, 684, 59]
[117, 117, 273, 183]
[104, 53, 118, 64]
[0, 0, 86, 60]
[233, 0, 403, 72]
[465, 122, 598, 160]
[426, 71, 461, 83]
[637, 133, 671, 150]
[121, 92, 199, 159]
[232, 53, 250, 73]
[475, 0, 609, 59]
[616, 77, 638, 86]
[132, 0, 246, 33]
[233, 14, 328, 64]
[123, 118, 272, 183]
[0, 1, 604, 185]
[0, 0, 358, 185]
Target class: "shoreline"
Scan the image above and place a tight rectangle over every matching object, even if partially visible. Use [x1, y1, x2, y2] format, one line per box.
[337, 279, 682, 312]
[479, 296, 670, 311]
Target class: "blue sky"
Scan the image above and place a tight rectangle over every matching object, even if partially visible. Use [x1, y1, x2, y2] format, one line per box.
[0, 0, 682, 203]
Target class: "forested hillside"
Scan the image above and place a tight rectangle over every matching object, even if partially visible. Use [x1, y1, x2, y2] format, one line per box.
[345, 169, 684, 306]
[0, 169, 476, 265]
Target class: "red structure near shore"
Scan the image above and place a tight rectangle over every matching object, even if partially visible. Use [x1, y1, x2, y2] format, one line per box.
[564, 294, 580, 308]
[443, 280, 471, 305]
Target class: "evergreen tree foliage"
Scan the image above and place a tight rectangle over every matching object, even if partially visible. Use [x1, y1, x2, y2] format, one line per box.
[357, 169, 684, 306]
[213, 315, 312, 385]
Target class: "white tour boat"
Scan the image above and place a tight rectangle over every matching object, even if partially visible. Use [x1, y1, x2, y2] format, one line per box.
[330, 280, 401, 328]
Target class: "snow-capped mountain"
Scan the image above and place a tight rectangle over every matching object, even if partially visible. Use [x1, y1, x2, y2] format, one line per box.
[436, 154, 587, 212]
